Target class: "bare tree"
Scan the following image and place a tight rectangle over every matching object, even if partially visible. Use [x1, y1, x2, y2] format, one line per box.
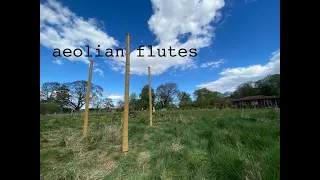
[62, 80, 104, 111]
[103, 98, 114, 110]
[156, 82, 180, 108]
[91, 95, 104, 110]
[40, 82, 61, 101]
[116, 100, 124, 109]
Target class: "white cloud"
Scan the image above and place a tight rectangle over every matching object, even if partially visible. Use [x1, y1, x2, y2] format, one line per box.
[200, 59, 225, 68]
[53, 59, 63, 65]
[108, 0, 225, 75]
[41, 0, 228, 75]
[196, 49, 280, 93]
[93, 68, 104, 77]
[40, 0, 118, 64]
[106, 93, 123, 100]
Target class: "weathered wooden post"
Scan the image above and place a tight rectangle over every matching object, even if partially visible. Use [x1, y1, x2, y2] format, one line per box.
[122, 33, 130, 153]
[83, 60, 94, 136]
[148, 66, 153, 128]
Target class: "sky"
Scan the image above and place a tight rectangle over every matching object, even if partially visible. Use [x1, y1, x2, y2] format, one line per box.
[40, 0, 280, 102]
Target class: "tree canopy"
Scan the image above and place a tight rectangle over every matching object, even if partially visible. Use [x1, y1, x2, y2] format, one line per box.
[40, 74, 280, 114]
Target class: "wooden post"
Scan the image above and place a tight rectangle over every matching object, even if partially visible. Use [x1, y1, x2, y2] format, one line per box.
[148, 66, 153, 128]
[83, 60, 94, 136]
[122, 33, 130, 153]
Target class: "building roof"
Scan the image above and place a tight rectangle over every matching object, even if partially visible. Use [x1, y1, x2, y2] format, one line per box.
[233, 95, 279, 102]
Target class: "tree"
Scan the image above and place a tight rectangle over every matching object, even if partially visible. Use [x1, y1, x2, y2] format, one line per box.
[194, 88, 212, 100]
[217, 96, 232, 108]
[139, 85, 155, 109]
[116, 100, 124, 110]
[55, 84, 71, 107]
[40, 82, 61, 101]
[223, 91, 233, 97]
[230, 74, 280, 99]
[103, 98, 114, 110]
[134, 99, 144, 111]
[255, 74, 280, 96]
[62, 80, 104, 111]
[156, 83, 180, 108]
[232, 82, 258, 99]
[90, 96, 104, 110]
[193, 88, 223, 108]
[129, 92, 138, 111]
[178, 91, 193, 108]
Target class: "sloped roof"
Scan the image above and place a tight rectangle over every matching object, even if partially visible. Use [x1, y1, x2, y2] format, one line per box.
[233, 95, 279, 102]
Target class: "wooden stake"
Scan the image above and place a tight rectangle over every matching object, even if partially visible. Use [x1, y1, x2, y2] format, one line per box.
[122, 33, 130, 152]
[83, 60, 94, 136]
[148, 66, 153, 128]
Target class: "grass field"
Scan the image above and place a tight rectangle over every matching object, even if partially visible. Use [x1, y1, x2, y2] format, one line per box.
[40, 108, 280, 180]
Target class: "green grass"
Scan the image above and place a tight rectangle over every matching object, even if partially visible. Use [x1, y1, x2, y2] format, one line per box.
[40, 108, 280, 180]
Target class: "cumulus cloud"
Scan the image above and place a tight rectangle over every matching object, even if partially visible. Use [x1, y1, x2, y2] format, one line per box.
[40, 0, 118, 64]
[106, 93, 123, 100]
[108, 0, 225, 75]
[53, 59, 63, 65]
[41, 0, 227, 75]
[196, 49, 280, 92]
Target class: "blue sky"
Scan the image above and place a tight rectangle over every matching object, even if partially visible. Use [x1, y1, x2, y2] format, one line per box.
[40, 0, 280, 101]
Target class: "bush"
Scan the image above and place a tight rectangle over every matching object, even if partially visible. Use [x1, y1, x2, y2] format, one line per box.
[40, 101, 61, 114]
[242, 104, 249, 109]
[165, 104, 178, 110]
[62, 107, 73, 113]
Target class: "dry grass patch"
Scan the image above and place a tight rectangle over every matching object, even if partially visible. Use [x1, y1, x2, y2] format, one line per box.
[137, 151, 150, 173]
[171, 143, 182, 152]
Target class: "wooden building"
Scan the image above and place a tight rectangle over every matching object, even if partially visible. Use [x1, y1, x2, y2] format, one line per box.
[233, 95, 280, 108]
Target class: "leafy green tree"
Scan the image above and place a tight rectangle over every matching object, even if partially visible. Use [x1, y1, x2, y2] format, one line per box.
[129, 92, 138, 111]
[178, 91, 193, 108]
[193, 88, 223, 108]
[139, 85, 155, 109]
[256, 74, 280, 96]
[232, 82, 258, 99]
[55, 84, 71, 107]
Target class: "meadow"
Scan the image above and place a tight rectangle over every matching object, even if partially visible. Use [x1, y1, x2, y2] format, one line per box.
[40, 108, 280, 180]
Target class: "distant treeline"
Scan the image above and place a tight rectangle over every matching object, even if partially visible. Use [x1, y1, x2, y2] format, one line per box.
[40, 74, 280, 114]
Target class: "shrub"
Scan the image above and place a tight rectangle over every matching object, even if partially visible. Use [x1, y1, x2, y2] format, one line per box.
[166, 104, 178, 110]
[40, 101, 61, 114]
[62, 107, 73, 113]
[242, 104, 249, 109]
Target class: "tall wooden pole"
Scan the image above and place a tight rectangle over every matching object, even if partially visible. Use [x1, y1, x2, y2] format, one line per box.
[148, 66, 153, 128]
[122, 33, 130, 152]
[83, 60, 94, 136]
